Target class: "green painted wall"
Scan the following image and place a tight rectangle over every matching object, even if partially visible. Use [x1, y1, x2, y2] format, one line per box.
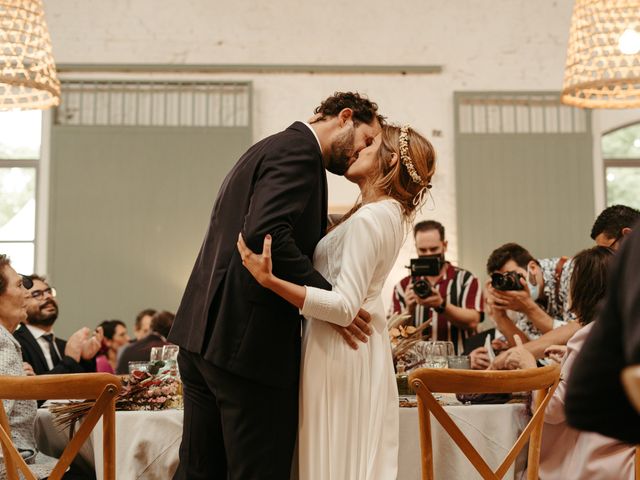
[48, 126, 251, 337]
[455, 93, 594, 283]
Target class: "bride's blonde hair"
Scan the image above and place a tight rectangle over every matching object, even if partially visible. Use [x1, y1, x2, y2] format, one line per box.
[332, 125, 436, 229]
[371, 124, 436, 217]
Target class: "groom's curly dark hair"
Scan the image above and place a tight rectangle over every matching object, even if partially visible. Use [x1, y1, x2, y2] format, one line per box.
[313, 92, 385, 126]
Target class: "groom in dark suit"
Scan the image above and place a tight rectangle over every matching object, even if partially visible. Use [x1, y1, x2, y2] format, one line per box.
[169, 92, 383, 479]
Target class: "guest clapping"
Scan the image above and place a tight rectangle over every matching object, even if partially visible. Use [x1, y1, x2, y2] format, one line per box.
[13, 274, 102, 375]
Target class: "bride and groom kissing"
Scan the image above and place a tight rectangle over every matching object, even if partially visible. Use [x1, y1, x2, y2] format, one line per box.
[168, 91, 436, 480]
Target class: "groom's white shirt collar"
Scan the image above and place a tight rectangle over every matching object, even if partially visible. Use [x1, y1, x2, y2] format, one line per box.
[302, 122, 322, 153]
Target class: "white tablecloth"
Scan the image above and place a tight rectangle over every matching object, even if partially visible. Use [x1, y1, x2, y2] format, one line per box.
[398, 403, 529, 480]
[36, 403, 528, 480]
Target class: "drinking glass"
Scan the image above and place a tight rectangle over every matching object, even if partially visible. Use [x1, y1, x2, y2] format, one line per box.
[149, 346, 163, 362]
[162, 345, 179, 362]
[447, 355, 471, 369]
[426, 342, 449, 368]
[162, 344, 180, 377]
[413, 341, 434, 361]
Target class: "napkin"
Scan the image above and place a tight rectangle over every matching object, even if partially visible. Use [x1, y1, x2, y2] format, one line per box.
[483, 334, 496, 364]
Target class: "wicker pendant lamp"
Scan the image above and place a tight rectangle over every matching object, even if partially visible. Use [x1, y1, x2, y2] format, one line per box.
[561, 0, 640, 109]
[0, 0, 60, 110]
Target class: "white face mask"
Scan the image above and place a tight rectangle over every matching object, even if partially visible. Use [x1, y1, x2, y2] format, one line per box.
[526, 266, 540, 301]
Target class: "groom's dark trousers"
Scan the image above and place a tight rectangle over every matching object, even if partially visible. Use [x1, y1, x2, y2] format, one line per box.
[169, 122, 331, 479]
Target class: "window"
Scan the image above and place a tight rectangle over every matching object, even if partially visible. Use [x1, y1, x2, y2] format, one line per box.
[602, 123, 640, 210]
[0, 110, 42, 274]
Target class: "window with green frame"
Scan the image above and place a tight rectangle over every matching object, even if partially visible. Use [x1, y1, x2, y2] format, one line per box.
[602, 123, 640, 210]
[0, 110, 41, 275]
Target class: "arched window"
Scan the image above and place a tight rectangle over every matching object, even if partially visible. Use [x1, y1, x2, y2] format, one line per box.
[602, 123, 640, 210]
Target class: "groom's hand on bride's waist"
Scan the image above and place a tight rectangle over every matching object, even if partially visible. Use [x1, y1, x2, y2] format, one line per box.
[330, 308, 372, 350]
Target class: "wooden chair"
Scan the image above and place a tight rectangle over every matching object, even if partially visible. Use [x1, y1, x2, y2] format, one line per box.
[0, 373, 121, 480]
[409, 365, 560, 480]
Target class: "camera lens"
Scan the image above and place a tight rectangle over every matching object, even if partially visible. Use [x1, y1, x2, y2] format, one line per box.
[413, 279, 432, 299]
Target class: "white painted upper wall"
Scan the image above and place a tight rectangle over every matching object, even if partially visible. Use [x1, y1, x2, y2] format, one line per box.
[42, 0, 639, 308]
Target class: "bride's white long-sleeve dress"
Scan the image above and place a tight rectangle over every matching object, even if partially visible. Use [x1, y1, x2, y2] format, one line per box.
[298, 199, 404, 480]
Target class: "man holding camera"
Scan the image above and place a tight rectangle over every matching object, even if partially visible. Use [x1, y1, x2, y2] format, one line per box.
[469, 243, 575, 369]
[390, 221, 483, 354]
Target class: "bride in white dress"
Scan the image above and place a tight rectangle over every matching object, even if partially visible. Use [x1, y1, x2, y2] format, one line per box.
[237, 124, 436, 480]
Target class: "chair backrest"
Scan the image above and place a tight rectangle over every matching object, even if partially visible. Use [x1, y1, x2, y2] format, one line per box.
[409, 365, 560, 480]
[0, 373, 121, 480]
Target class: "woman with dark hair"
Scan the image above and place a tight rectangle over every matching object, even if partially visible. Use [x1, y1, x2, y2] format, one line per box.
[95, 319, 129, 374]
[502, 246, 635, 479]
[238, 124, 436, 480]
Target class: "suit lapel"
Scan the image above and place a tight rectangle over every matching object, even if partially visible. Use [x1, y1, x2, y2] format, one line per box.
[286, 122, 328, 234]
[15, 324, 48, 372]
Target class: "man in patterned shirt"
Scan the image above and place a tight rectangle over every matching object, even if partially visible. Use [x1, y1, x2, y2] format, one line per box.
[476, 204, 640, 369]
[390, 220, 483, 354]
[483, 243, 575, 347]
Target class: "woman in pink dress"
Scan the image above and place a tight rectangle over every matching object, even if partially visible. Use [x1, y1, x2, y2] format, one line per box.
[504, 246, 636, 479]
[95, 319, 130, 374]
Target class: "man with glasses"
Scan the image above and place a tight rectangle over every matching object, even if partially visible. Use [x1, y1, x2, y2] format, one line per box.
[483, 204, 640, 368]
[13, 274, 102, 375]
[591, 204, 639, 251]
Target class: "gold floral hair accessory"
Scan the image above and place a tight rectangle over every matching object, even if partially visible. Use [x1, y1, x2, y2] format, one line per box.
[399, 124, 427, 186]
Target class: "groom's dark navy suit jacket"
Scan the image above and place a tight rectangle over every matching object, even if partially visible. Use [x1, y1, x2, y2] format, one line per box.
[168, 122, 331, 387]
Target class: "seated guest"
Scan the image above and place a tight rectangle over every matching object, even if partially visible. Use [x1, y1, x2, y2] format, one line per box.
[116, 310, 175, 374]
[496, 246, 635, 479]
[133, 308, 156, 341]
[566, 222, 640, 444]
[115, 308, 156, 365]
[13, 274, 101, 376]
[390, 220, 483, 353]
[0, 255, 60, 478]
[469, 243, 574, 369]
[488, 204, 640, 366]
[591, 204, 639, 250]
[95, 320, 130, 374]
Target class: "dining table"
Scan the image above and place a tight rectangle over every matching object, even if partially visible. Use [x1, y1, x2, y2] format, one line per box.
[35, 400, 529, 480]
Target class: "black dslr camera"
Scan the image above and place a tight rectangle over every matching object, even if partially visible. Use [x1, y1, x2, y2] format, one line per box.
[407, 255, 443, 299]
[490, 271, 524, 291]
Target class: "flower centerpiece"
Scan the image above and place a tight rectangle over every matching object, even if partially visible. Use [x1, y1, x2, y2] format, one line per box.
[116, 363, 182, 411]
[387, 312, 431, 368]
[49, 360, 182, 429]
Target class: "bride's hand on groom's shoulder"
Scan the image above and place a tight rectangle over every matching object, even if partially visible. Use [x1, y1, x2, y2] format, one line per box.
[237, 233, 274, 287]
[331, 308, 373, 350]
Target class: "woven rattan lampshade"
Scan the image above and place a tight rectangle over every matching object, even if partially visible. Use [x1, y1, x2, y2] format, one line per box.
[0, 0, 60, 110]
[561, 0, 640, 109]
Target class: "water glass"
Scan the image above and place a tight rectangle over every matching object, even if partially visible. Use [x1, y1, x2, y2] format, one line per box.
[426, 342, 449, 369]
[162, 345, 179, 361]
[413, 341, 433, 361]
[149, 346, 163, 362]
[447, 355, 471, 369]
[162, 344, 180, 377]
